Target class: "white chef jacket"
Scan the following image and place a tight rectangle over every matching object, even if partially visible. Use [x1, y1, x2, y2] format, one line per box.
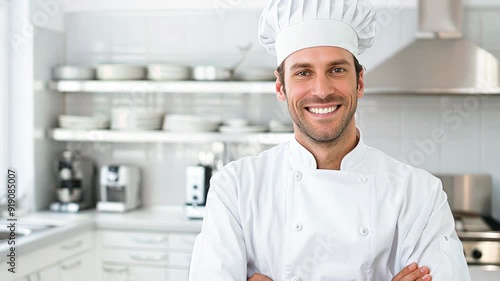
[189, 129, 470, 281]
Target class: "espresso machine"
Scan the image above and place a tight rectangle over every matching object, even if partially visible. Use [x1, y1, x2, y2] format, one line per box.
[50, 150, 96, 213]
[97, 165, 141, 212]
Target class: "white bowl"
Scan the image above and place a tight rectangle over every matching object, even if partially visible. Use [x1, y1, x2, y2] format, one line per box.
[224, 118, 248, 127]
[234, 67, 276, 81]
[147, 64, 191, 81]
[111, 108, 163, 130]
[57, 188, 82, 203]
[96, 64, 146, 80]
[52, 65, 95, 80]
[192, 66, 232, 81]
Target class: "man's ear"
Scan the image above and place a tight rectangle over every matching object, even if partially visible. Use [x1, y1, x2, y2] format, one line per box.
[275, 70, 286, 102]
[357, 68, 365, 99]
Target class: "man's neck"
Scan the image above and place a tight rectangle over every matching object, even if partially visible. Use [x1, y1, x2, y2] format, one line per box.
[296, 125, 359, 170]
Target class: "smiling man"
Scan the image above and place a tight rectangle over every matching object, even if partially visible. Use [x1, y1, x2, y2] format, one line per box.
[189, 0, 470, 280]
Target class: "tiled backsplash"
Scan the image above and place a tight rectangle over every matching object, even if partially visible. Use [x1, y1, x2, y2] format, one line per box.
[63, 7, 500, 219]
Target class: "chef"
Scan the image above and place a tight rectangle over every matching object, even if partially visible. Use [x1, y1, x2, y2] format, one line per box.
[189, 0, 470, 280]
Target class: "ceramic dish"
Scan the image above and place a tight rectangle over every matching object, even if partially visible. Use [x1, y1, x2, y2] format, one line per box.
[163, 114, 221, 132]
[52, 65, 96, 80]
[147, 64, 191, 81]
[96, 64, 146, 80]
[219, 125, 267, 133]
[58, 115, 110, 130]
[192, 66, 232, 81]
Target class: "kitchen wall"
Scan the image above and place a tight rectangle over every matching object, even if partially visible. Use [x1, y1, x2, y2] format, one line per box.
[58, 6, 500, 218]
[0, 1, 9, 203]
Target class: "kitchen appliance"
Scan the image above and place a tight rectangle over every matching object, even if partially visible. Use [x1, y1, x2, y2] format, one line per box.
[50, 150, 96, 213]
[97, 165, 141, 212]
[365, 0, 500, 95]
[185, 165, 211, 206]
[434, 174, 500, 270]
[436, 174, 492, 215]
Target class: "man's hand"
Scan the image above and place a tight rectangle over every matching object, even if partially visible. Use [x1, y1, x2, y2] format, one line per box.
[247, 273, 272, 281]
[392, 262, 432, 281]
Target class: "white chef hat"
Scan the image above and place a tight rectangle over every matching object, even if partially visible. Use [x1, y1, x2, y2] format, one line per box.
[258, 0, 377, 66]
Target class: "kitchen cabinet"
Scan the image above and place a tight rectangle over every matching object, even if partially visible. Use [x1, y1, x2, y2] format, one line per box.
[59, 250, 96, 281]
[38, 265, 59, 281]
[97, 230, 196, 281]
[101, 265, 166, 281]
[1, 231, 94, 281]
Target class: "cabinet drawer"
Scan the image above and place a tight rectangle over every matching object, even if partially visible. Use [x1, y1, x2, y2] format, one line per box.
[168, 252, 192, 267]
[100, 230, 167, 249]
[102, 249, 192, 268]
[168, 234, 197, 250]
[102, 249, 168, 266]
[101, 265, 166, 281]
[54, 232, 93, 260]
[166, 268, 189, 281]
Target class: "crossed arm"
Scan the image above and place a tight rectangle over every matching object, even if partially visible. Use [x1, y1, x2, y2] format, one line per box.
[248, 263, 433, 281]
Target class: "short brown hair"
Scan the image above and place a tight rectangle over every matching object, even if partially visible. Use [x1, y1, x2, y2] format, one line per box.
[276, 55, 364, 91]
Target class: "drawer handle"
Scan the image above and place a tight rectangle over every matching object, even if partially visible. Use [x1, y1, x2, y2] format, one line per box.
[61, 240, 83, 250]
[61, 260, 82, 270]
[131, 236, 166, 244]
[103, 266, 129, 273]
[130, 253, 167, 262]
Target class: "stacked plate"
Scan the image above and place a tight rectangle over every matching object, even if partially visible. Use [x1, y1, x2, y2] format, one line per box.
[147, 64, 191, 81]
[192, 66, 232, 81]
[52, 65, 96, 80]
[234, 67, 276, 81]
[58, 115, 110, 130]
[111, 108, 164, 130]
[96, 64, 146, 80]
[219, 118, 267, 133]
[163, 114, 221, 132]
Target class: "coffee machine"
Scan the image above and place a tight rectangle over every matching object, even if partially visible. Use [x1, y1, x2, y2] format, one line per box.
[185, 165, 212, 206]
[97, 165, 141, 212]
[50, 150, 96, 213]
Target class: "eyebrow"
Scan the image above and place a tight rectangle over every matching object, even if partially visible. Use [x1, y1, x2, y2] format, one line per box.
[289, 59, 352, 71]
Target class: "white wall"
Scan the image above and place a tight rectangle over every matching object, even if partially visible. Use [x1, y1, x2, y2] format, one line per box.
[60, 0, 500, 12]
[60, 6, 500, 218]
[0, 0, 9, 204]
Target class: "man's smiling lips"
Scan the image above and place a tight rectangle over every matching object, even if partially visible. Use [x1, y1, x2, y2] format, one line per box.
[305, 105, 340, 116]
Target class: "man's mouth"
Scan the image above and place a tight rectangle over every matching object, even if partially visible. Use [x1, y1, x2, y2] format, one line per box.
[306, 105, 339, 115]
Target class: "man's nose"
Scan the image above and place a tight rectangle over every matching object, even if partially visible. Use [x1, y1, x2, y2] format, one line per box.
[313, 74, 334, 98]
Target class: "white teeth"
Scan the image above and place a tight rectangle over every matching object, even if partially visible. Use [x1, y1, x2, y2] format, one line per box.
[308, 106, 338, 114]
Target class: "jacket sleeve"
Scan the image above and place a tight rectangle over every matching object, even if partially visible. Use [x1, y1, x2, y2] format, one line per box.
[400, 177, 470, 281]
[189, 168, 247, 281]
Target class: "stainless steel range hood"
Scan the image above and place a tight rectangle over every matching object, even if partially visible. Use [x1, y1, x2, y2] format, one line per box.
[364, 0, 500, 94]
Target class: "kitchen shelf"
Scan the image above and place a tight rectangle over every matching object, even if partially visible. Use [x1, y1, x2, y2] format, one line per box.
[49, 80, 276, 94]
[50, 128, 294, 145]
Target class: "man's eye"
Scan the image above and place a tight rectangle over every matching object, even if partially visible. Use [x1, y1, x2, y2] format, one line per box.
[296, 71, 310, 76]
[332, 68, 345, 73]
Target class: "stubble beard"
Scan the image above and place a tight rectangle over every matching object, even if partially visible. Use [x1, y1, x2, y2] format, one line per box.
[286, 93, 358, 145]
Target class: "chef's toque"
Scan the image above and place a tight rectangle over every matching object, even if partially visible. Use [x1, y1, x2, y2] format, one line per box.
[258, 0, 377, 66]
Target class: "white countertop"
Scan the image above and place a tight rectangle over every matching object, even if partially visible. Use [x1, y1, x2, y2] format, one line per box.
[0, 206, 203, 262]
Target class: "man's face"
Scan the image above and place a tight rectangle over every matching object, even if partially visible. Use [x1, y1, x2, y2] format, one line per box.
[275, 46, 364, 144]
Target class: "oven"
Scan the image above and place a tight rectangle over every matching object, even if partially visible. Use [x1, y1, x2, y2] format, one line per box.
[434, 174, 500, 280]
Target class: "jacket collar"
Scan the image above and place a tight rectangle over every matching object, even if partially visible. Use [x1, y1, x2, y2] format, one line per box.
[288, 127, 366, 171]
